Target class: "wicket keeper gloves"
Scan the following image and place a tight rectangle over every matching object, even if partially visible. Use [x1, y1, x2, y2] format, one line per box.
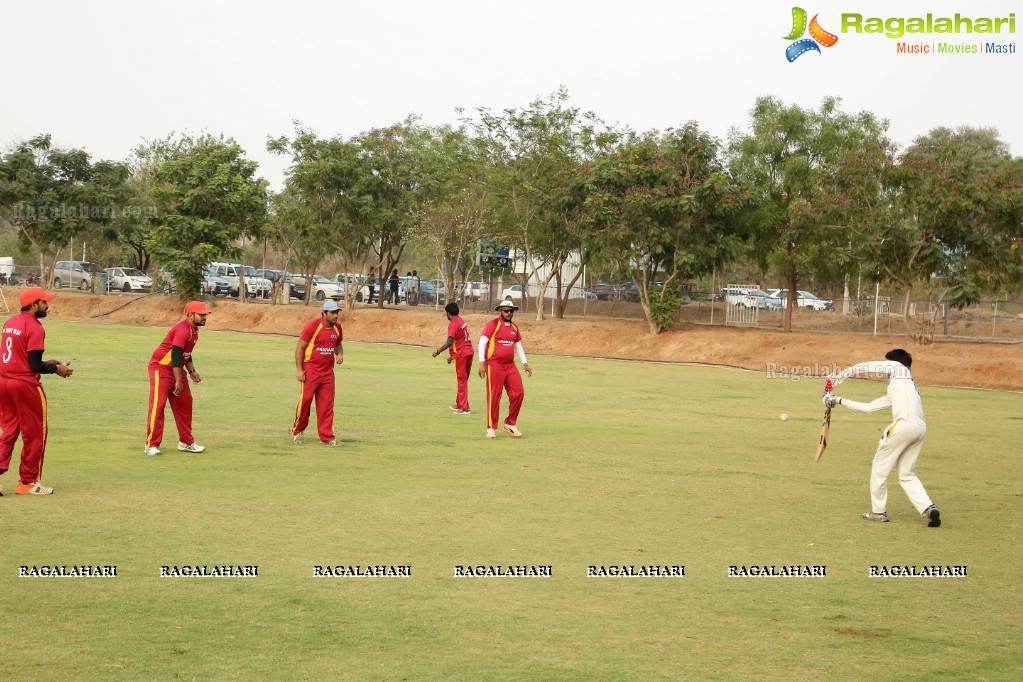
[822, 394, 841, 408]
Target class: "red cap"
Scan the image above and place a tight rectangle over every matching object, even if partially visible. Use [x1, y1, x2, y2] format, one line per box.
[186, 300, 211, 315]
[20, 287, 56, 307]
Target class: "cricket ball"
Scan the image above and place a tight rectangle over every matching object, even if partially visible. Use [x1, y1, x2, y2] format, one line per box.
[780, 413, 789, 421]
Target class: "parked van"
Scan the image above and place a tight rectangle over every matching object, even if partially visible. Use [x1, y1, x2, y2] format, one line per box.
[52, 261, 97, 290]
[209, 262, 272, 298]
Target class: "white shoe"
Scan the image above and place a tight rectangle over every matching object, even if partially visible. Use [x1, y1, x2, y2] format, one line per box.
[294, 432, 304, 444]
[325, 439, 343, 447]
[144, 446, 161, 456]
[486, 428, 497, 439]
[502, 424, 523, 438]
[178, 442, 206, 453]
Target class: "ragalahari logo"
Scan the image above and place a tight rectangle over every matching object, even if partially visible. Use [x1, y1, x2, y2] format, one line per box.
[784, 7, 839, 61]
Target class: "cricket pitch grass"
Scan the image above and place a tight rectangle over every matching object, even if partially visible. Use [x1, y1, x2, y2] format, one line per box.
[1, 321, 1020, 680]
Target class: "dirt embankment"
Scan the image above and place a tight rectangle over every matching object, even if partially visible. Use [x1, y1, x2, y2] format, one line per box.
[38, 291, 1023, 392]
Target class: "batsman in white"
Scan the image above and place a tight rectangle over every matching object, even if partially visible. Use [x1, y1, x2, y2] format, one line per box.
[823, 348, 941, 527]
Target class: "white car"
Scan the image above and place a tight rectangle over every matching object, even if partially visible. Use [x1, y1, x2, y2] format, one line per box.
[209, 262, 272, 298]
[294, 274, 343, 301]
[104, 267, 153, 292]
[720, 287, 781, 310]
[332, 274, 371, 302]
[501, 285, 525, 301]
[769, 289, 835, 311]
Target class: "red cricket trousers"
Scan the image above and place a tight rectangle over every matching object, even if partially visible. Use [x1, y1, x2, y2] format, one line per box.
[147, 367, 195, 449]
[452, 353, 473, 411]
[484, 361, 523, 429]
[293, 371, 336, 442]
[0, 377, 48, 483]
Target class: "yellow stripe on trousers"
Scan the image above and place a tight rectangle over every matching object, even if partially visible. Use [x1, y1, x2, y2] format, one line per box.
[147, 370, 160, 447]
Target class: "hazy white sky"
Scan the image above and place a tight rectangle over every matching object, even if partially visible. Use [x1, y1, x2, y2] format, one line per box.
[3, 0, 1020, 189]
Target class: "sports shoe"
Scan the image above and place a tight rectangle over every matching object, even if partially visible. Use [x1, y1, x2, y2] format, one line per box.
[448, 404, 460, 412]
[502, 424, 523, 438]
[861, 511, 889, 522]
[325, 439, 343, 446]
[16, 481, 54, 495]
[0, 482, 4, 496]
[452, 408, 472, 415]
[485, 428, 497, 439]
[924, 504, 941, 527]
[178, 442, 206, 453]
[293, 432, 304, 444]
[144, 446, 161, 456]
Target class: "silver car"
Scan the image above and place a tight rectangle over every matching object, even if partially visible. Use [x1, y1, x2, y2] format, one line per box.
[105, 267, 153, 292]
[52, 261, 96, 290]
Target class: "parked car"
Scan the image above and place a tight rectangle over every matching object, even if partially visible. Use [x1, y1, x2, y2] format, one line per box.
[459, 281, 489, 302]
[419, 280, 446, 305]
[619, 283, 642, 302]
[210, 262, 272, 298]
[721, 287, 782, 310]
[500, 284, 525, 301]
[104, 267, 153, 292]
[258, 269, 305, 300]
[587, 283, 612, 300]
[768, 289, 835, 311]
[52, 261, 97, 290]
[293, 274, 343, 301]
[332, 274, 371, 302]
[202, 269, 231, 297]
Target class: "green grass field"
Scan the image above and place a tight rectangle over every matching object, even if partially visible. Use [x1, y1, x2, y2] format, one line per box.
[1, 320, 1020, 680]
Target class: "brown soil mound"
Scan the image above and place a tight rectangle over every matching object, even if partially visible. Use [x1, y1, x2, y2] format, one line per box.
[37, 291, 1023, 392]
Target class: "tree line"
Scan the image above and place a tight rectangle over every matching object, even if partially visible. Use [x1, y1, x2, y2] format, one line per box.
[2, 89, 1021, 338]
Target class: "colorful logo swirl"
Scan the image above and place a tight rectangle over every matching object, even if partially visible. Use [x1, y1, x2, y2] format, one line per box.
[784, 7, 838, 62]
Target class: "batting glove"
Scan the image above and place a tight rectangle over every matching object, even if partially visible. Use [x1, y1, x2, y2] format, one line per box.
[823, 394, 841, 408]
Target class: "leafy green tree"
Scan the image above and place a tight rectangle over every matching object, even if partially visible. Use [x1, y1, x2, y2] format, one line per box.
[585, 125, 735, 333]
[0, 134, 130, 285]
[468, 88, 617, 320]
[410, 124, 496, 302]
[269, 127, 373, 307]
[355, 118, 435, 308]
[856, 127, 1023, 339]
[105, 135, 183, 272]
[149, 134, 267, 300]
[728, 96, 890, 331]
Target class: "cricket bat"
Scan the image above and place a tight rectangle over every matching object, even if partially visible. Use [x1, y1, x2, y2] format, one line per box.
[814, 406, 831, 462]
[815, 377, 834, 462]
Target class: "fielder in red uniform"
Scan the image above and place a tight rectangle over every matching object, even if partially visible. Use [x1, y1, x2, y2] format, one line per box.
[432, 302, 473, 414]
[145, 301, 209, 455]
[0, 287, 74, 496]
[477, 300, 532, 439]
[293, 300, 344, 446]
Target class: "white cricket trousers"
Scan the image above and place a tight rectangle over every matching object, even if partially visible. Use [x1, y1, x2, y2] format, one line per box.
[869, 420, 933, 514]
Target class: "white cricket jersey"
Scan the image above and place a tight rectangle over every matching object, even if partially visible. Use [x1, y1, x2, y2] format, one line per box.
[835, 360, 926, 427]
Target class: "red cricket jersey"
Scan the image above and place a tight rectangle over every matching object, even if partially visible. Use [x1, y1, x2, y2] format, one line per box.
[447, 315, 473, 358]
[149, 319, 199, 369]
[481, 317, 521, 363]
[299, 318, 343, 374]
[0, 312, 47, 385]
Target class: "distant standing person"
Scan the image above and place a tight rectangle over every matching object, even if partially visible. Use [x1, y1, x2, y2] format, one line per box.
[477, 301, 532, 439]
[145, 301, 210, 455]
[824, 349, 941, 527]
[293, 300, 344, 446]
[0, 287, 73, 496]
[370, 269, 382, 304]
[432, 302, 473, 414]
[387, 269, 401, 305]
[409, 270, 420, 306]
